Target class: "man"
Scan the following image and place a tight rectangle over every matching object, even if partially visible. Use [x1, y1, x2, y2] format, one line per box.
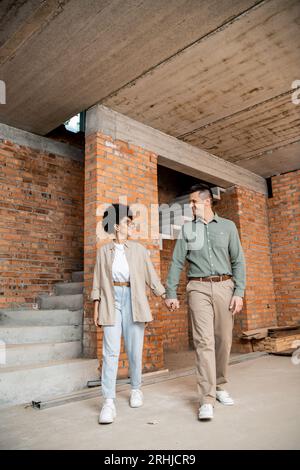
[165, 184, 246, 421]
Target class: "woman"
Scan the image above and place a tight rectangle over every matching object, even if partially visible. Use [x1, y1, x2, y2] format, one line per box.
[91, 203, 166, 424]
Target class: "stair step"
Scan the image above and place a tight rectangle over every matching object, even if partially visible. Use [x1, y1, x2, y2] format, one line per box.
[0, 309, 82, 326]
[37, 293, 83, 310]
[54, 282, 83, 296]
[0, 358, 99, 408]
[0, 325, 82, 344]
[71, 271, 84, 282]
[0, 341, 82, 367]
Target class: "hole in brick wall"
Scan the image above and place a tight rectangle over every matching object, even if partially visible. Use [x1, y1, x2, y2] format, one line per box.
[266, 177, 273, 198]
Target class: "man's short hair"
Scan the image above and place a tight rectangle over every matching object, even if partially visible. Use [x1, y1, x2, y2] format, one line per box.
[187, 183, 214, 205]
[102, 203, 133, 234]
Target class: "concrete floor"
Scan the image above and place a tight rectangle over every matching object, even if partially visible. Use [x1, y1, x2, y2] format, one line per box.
[0, 355, 299, 450]
[164, 350, 241, 371]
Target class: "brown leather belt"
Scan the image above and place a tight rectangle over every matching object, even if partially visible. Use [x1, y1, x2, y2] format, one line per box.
[188, 275, 232, 282]
[113, 281, 130, 286]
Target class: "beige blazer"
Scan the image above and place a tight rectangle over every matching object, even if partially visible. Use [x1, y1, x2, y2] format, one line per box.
[90, 240, 166, 325]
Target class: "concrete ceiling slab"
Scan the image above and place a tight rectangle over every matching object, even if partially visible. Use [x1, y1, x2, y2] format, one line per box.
[180, 91, 300, 171]
[0, 0, 299, 178]
[0, 0, 258, 134]
[103, 0, 300, 133]
[235, 140, 300, 177]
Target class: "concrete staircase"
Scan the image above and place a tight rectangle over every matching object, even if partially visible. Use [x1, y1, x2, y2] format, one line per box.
[0, 271, 99, 408]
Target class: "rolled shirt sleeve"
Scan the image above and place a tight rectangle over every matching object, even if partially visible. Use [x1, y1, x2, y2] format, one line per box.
[90, 248, 101, 301]
[165, 226, 188, 299]
[229, 223, 246, 298]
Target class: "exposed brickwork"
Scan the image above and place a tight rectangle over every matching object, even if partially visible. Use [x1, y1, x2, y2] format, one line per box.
[84, 132, 165, 373]
[0, 138, 84, 308]
[268, 170, 300, 326]
[5, 123, 297, 371]
[160, 239, 191, 352]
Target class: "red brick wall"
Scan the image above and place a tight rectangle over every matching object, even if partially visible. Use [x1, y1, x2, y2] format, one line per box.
[268, 170, 300, 326]
[160, 239, 191, 351]
[216, 186, 277, 350]
[0, 138, 84, 308]
[84, 132, 165, 374]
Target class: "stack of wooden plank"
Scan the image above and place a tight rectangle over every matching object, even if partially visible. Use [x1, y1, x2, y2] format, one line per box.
[268, 325, 300, 338]
[239, 324, 300, 354]
[239, 328, 269, 341]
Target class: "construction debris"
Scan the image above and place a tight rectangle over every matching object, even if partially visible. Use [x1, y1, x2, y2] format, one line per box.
[239, 328, 268, 340]
[268, 325, 300, 338]
[239, 323, 300, 353]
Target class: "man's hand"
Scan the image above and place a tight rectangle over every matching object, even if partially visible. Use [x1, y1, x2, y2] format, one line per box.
[229, 296, 243, 315]
[165, 298, 180, 311]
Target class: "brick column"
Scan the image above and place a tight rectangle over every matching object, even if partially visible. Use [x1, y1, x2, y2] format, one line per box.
[268, 169, 300, 326]
[216, 185, 277, 350]
[84, 110, 164, 375]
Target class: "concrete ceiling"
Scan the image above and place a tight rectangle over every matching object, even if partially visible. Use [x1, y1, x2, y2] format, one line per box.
[0, 0, 299, 178]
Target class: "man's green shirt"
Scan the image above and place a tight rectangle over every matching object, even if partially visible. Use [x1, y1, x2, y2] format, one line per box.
[165, 212, 246, 299]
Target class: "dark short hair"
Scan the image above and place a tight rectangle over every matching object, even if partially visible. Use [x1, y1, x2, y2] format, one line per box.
[102, 203, 133, 234]
[187, 184, 214, 205]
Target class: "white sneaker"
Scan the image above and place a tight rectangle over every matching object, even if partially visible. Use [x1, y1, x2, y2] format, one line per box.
[216, 390, 234, 406]
[130, 389, 143, 408]
[198, 403, 214, 420]
[99, 401, 116, 424]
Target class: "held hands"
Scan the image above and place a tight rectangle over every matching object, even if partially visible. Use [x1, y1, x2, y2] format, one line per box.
[164, 298, 180, 311]
[161, 292, 180, 311]
[229, 295, 243, 315]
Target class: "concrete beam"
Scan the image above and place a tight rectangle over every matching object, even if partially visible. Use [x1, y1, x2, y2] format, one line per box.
[86, 104, 267, 194]
[0, 123, 83, 162]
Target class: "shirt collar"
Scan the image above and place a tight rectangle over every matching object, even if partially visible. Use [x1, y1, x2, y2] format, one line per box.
[109, 239, 129, 250]
[194, 212, 219, 224]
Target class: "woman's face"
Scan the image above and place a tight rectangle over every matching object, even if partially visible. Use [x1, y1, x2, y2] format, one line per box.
[115, 216, 134, 238]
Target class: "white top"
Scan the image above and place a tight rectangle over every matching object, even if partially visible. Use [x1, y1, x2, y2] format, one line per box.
[112, 243, 130, 282]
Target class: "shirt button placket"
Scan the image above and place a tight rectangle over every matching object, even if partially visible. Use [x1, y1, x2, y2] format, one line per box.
[208, 228, 213, 275]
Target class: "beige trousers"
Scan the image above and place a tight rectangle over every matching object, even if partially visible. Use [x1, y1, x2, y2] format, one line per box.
[187, 278, 235, 406]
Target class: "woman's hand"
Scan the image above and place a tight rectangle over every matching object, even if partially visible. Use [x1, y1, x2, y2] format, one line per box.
[93, 300, 101, 327]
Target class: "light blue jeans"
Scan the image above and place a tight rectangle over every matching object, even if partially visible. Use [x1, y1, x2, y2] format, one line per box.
[101, 285, 145, 399]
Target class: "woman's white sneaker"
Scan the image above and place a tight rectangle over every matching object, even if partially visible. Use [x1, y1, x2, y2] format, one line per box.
[216, 390, 234, 405]
[130, 389, 143, 408]
[99, 400, 116, 424]
[198, 403, 214, 420]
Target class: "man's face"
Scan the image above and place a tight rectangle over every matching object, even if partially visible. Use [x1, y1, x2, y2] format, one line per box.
[189, 191, 210, 218]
